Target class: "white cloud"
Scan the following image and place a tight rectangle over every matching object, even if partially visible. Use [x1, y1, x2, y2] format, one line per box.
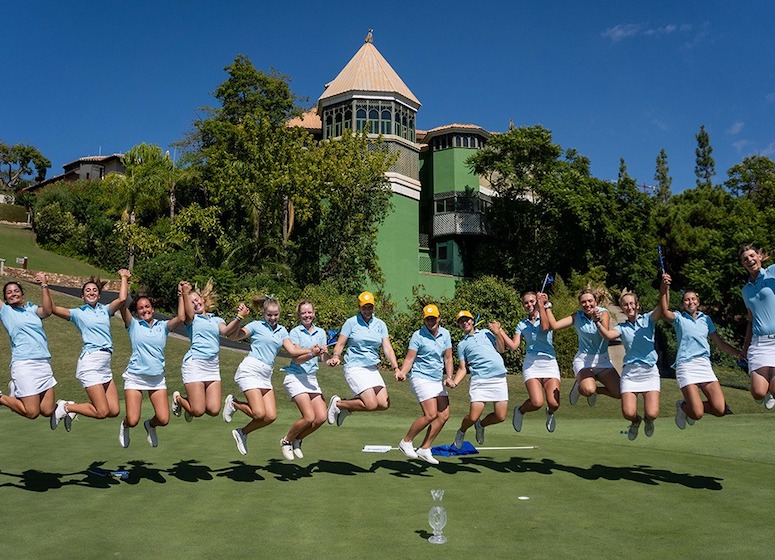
[684, 21, 710, 49]
[766, 92, 775, 103]
[732, 139, 751, 152]
[602, 22, 692, 42]
[651, 118, 669, 131]
[761, 142, 775, 157]
[601, 23, 640, 42]
[727, 121, 744, 135]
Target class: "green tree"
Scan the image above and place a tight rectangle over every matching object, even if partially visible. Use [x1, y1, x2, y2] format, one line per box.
[0, 141, 51, 194]
[654, 148, 672, 203]
[694, 125, 716, 189]
[725, 155, 775, 206]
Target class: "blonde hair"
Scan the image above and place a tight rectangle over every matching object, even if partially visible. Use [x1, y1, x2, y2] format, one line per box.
[192, 278, 218, 312]
[578, 285, 610, 307]
[252, 295, 280, 314]
[618, 288, 639, 309]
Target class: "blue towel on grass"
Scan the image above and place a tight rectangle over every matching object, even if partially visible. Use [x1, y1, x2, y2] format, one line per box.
[431, 442, 479, 456]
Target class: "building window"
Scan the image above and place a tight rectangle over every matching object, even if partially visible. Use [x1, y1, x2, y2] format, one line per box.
[437, 244, 448, 260]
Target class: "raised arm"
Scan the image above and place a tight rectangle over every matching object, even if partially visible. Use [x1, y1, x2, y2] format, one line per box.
[595, 309, 620, 340]
[536, 292, 573, 331]
[500, 326, 522, 352]
[220, 302, 250, 338]
[108, 269, 131, 315]
[119, 305, 133, 328]
[488, 321, 505, 353]
[37, 272, 71, 320]
[181, 281, 194, 325]
[165, 281, 187, 331]
[659, 273, 675, 322]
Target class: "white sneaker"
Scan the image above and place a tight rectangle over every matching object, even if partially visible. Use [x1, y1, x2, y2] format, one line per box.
[280, 439, 295, 461]
[144, 419, 158, 447]
[474, 420, 485, 445]
[232, 429, 247, 455]
[627, 417, 641, 441]
[512, 407, 524, 432]
[292, 439, 304, 459]
[763, 393, 775, 410]
[545, 408, 556, 433]
[327, 395, 341, 425]
[171, 391, 182, 417]
[223, 394, 236, 423]
[587, 392, 598, 407]
[398, 439, 418, 459]
[569, 381, 580, 405]
[674, 400, 687, 430]
[336, 407, 351, 427]
[119, 421, 130, 448]
[453, 430, 465, 450]
[51, 399, 67, 430]
[63, 401, 77, 432]
[644, 418, 655, 437]
[416, 447, 439, 465]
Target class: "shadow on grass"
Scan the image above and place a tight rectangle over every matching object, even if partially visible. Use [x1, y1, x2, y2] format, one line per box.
[460, 456, 724, 490]
[415, 529, 432, 541]
[0, 456, 723, 491]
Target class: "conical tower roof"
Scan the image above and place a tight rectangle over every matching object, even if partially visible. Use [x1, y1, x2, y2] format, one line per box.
[318, 34, 420, 109]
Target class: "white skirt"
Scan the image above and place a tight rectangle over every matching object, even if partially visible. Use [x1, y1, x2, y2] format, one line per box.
[409, 376, 448, 402]
[523, 354, 561, 381]
[283, 373, 322, 399]
[343, 364, 386, 396]
[123, 371, 166, 391]
[10, 359, 57, 398]
[181, 357, 221, 384]
[76, 350, 113, 388]
[234, 356, 274, 392]
[675, 357, 717, 389]
[573, 352, 615, 376]
[620, 363, 660, 393]
[747, 335, 775, 373]
[469, 376, 508, 403]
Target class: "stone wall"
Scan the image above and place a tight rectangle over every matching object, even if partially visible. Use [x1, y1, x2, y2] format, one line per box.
[0, 266, 121, 292]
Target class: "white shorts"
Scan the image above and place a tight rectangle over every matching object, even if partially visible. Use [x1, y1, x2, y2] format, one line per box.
[747, 335, 775, 374]
[469, 376, 508, 403]
[76, 350, 113, 388]
[181, 357, 221, 384]
[675, 357, 717, 389]
[122, 371, 166, 391]
[573, 352, 615, 376]
[620, 363, 660, 393]
[523, 354, 561, 381]
[10, 359, 57, 398]
[409, 376, 447, 403]
[234, 356, 274, 392]
[343, 364, 386, 396]
[283, 373, 322, 399]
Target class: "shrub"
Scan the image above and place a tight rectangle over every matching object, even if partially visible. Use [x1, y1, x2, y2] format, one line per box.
[0, 204, 28, 222]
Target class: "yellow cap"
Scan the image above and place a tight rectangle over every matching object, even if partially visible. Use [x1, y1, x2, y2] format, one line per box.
[455, 310, 474, 322]
[423, 304, 440, 318]
[358, 291, 375, 306]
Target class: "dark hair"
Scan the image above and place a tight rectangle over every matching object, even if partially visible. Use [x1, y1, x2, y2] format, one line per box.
[81, 276, 107, 297]
[129, 294, 155, 314]
[3, 281, 24, 302]
[739, 244, 769, 262]
[521, 291, 537, 300]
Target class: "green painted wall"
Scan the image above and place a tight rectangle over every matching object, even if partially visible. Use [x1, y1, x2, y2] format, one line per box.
[431, 148, 480, 194]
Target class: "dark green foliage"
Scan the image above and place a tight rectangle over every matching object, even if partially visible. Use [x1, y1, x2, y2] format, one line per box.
[0, 203, 28, 222]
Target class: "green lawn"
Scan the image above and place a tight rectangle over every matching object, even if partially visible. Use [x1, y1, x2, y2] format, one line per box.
[0, 286, 773, 559]
[0, 223, 112, 278]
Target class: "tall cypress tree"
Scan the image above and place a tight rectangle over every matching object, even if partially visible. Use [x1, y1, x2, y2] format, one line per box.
[654, 148, 672, 203]
[694, 125, 716, 188]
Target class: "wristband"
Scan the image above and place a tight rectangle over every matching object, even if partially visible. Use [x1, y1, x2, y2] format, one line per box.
[41, 285, 49, 289]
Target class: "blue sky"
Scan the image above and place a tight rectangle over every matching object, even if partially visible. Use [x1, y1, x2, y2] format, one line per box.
[4, 1, 774, 192]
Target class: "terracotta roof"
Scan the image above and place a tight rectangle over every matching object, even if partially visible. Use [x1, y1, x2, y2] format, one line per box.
[423, 123, 490, 134]
[62, 154, 124, 168]
[318, 40, 420, 107]
[286, 108, 322, 131]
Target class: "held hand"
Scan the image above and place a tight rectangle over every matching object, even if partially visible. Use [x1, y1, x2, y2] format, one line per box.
[34, 272, 48, 285]
[536, 292, 548, 304]
[444, 378, 457, 388]
[593, 310, 603, 323]
[394, 370, 406, 382]
[661, 273, 672, 287]
[488, 321, 501, 332]
[179, 281, 192, 295]
[117, 268, 131, 279]
[327, 357, 340, 367]
[235, 303, 249, 318]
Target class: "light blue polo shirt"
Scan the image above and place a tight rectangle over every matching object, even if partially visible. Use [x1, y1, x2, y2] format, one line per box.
[408, 325, 452, 381]
[184, 313, 225, 361]
[126, 318, 169, 375]
[243, 320, 289, 366]
[574, 308, 609, 355]
[341, 314, 389, 368]
[516, 316, 556, 357]
[0, 303, 50, 362]
[672, 311, 715, 365]
[457, 329, 507, 379]
[742, 264, 775, 336]
[70, 303, 113, 357]
[285, 324, 327, 376]
[616, 311, 657, 366]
